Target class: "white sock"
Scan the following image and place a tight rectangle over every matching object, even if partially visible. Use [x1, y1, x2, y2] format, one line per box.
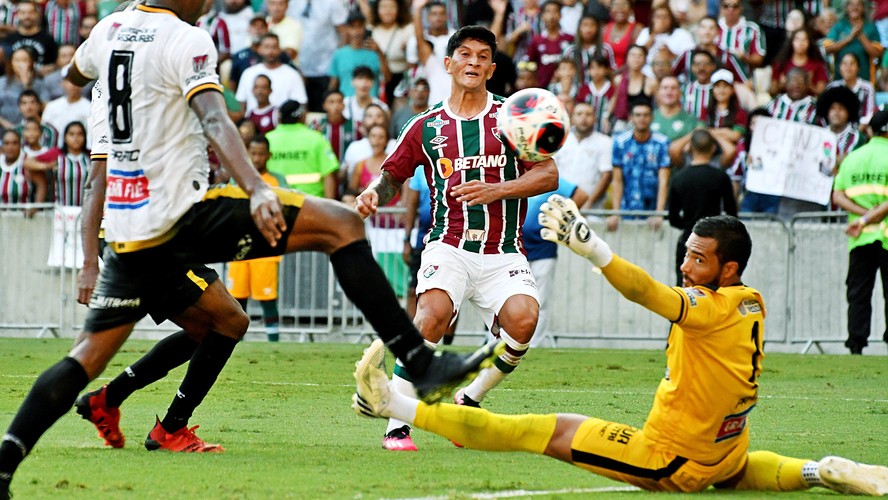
[464, 331, 529, 402]
[802, 461, 825, 487]
[383, 386, 420, 424]
[464, 365, 508, 402]
[386, 360, 418, 433]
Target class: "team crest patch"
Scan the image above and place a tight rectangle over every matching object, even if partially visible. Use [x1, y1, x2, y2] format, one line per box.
[422, 265, 439, 279]
[192, 54, 209, 73]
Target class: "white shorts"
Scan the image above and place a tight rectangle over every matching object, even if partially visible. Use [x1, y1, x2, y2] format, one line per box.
[416, 242, 540, 327]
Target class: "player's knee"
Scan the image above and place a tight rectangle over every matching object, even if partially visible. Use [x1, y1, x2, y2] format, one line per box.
[414, 309, 453, 341]
[321, 201, 367, 251]
[214, 305, 250, 339]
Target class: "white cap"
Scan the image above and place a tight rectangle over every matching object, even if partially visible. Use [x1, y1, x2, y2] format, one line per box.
[711, 68, 734, 85]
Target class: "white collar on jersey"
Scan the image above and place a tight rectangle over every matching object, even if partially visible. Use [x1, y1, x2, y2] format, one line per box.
[443, 92, 493, 122]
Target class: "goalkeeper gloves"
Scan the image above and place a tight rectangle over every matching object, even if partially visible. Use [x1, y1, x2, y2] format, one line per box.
[539, 194, 613, 268]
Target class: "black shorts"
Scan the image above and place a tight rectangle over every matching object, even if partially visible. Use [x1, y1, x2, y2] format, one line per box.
[408, 246, 424, 290]
[84, 186, 303, 332]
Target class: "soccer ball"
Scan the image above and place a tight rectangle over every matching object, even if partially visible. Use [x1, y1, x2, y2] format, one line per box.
[497, 88, 570, 162]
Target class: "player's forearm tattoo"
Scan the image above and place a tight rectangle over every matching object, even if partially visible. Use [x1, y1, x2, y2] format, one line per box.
[374, 171, 404, 207]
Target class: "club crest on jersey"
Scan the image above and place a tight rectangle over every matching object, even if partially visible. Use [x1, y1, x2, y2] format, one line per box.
[192, 55, 209, 73]
[106, 169, 149, 210]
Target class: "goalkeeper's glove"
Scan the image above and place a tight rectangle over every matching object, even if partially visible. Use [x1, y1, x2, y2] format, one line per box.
[539, 194, 613, 268]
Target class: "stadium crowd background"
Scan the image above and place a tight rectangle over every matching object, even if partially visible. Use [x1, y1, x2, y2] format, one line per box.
[0, 0, 886, 217]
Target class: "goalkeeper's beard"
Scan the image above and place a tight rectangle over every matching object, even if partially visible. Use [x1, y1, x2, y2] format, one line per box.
[682, 269, 721, 290]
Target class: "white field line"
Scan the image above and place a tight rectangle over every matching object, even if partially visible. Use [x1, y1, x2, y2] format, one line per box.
[385, 485, 641, 499]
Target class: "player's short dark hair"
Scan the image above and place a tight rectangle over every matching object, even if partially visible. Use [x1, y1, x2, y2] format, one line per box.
[689, 129, 716, 155]
[691, 48, 717, 65]
[254, 74, 272, 86]
[427, 1, 446, 11]
[18, 89, 40, 105]
[692, 216, 753, 275]
[352, 65, 375, 80]
[2, 128, 21, 141]
[629, 97, 653, 113]
[541, 0, 561, 11]
[249, 135, 270, 150]
[412, 77, 430, 88]
[323, 88, 343, 101]
[259, 33, 280, 44]
[446, 25, 497, 58]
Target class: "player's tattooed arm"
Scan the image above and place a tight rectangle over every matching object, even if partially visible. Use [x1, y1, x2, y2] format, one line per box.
[356, 171, 404, 219]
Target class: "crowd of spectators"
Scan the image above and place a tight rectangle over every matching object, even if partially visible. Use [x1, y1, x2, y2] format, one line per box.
[0, 0, 887, 226]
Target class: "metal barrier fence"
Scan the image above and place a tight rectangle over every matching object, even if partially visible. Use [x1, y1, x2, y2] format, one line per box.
[0, 205, 878, 352]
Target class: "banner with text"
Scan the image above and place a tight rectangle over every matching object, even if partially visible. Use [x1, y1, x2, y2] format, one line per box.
[745, 117, 836, 205]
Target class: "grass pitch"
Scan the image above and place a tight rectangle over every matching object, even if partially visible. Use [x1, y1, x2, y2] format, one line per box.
[0, 338, 885, 499]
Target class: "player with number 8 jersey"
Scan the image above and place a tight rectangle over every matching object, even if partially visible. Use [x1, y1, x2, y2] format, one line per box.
[71, 4, 222, 249]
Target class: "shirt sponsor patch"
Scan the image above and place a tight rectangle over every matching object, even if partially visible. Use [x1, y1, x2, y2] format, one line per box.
[682, 287, 705, 307]
[715, 405, 754, 443]
[106, 169, 149, 209]
[742, 299, 762, 314]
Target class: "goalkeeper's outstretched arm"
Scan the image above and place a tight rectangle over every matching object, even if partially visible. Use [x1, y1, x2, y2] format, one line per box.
[539, 195, 684, 322]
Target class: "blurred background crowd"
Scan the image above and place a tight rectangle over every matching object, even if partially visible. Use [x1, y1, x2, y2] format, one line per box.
[0, 0, 886, 221]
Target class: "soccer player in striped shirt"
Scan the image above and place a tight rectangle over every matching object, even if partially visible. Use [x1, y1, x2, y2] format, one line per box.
[356, 25, 558, 451]
[766, 68, 818, 125]
[716, 0, 765, 73]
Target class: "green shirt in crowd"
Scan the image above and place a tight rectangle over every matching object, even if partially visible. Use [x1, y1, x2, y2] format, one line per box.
[834, 136, 888, 251]
[266, 123, 340, 198]
[651, 108, 705, 142]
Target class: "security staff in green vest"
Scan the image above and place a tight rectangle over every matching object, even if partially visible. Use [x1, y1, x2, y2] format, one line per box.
[833, 106, 888, 355]
[266, 100, 340, 198]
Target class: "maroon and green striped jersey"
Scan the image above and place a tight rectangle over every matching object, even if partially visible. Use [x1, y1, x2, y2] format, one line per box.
[56, 152, 88, 206]
[382, 93, 533, 255]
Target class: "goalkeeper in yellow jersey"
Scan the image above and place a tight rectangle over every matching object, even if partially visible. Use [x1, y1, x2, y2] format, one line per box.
[351, 194, 888, 495]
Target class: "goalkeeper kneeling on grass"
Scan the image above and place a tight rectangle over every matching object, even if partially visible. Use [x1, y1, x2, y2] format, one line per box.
[351, 194, 888, 495]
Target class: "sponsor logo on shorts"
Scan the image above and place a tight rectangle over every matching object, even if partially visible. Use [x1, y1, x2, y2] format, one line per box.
[715, 406, 754, 442]
[605, 423, 637, 445]
[106, 169, 149, 210]
[422, 264, 439, 279]
[89, 295, 141, 309]
[234, 234, 253, 261]
[522, 278, 537, 289]
[509, 268, 532, 278]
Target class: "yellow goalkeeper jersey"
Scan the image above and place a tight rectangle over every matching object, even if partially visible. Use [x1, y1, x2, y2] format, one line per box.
[643, 284, 765, 464]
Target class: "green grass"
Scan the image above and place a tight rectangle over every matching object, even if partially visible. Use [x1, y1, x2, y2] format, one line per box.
[0, 339, 885, 499]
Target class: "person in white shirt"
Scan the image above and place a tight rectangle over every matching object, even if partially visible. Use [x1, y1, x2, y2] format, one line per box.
[406, 0, 454, 66]
[342, 66, 389, 128]
[236, 33, 307, 113]
[220, 0, 255, 54]
[559, 0, 583, 37]
[409, 0, 451, 105]
[286, 0, 349, 111]
[41, 79, 90, 148]
[553, 102, 613, 209]
[265, 0, 302, 62]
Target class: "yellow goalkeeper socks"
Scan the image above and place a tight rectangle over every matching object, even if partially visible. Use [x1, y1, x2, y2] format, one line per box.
[735, 451, 812, 491]
[413, 402, 556, 454]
